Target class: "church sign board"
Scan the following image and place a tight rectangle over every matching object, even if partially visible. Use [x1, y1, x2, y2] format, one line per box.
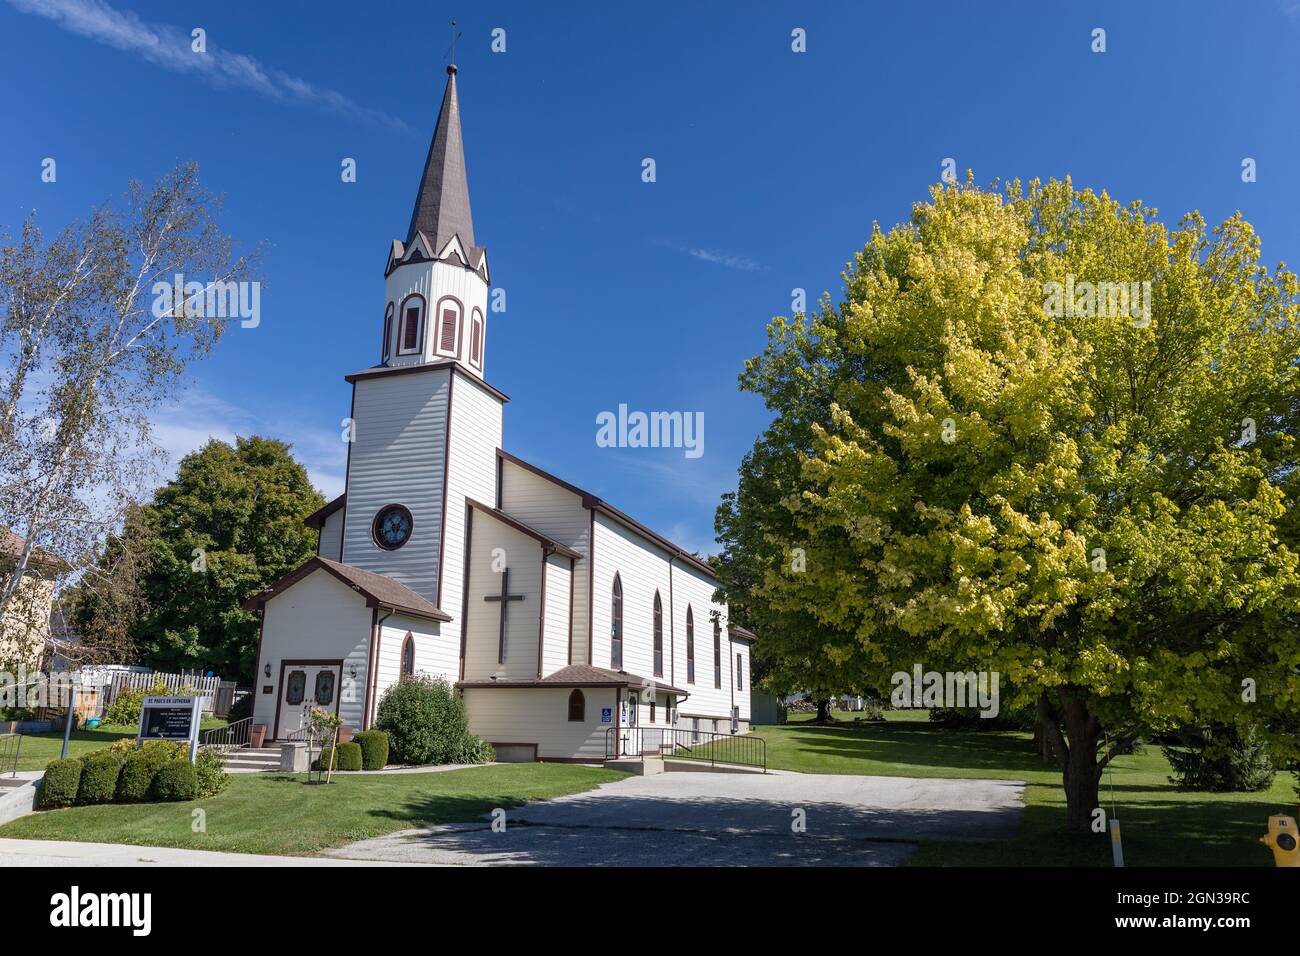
[136, 695, 205, 762]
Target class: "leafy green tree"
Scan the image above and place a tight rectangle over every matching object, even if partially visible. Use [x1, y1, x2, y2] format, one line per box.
[127, 436, 323, 680]
[721, 177, 1300, 831]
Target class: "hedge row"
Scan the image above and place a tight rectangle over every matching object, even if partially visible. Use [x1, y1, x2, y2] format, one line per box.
[314, 730, 390, 772]
[38, 740, 228, 809]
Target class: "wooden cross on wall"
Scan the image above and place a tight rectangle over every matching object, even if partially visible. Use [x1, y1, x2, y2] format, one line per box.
[485, 568, 525, 664]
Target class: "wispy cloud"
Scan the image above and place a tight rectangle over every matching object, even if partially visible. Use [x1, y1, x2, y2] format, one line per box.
[7, 0, 408, 131]
[652, 239, 764, 273]
[151, 386, 346, 499]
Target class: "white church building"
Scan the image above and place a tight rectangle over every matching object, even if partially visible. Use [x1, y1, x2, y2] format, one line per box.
[245, 65, 754, 763]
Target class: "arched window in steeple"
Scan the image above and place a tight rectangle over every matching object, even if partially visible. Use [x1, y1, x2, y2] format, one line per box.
[382, 302, 394, 362]
[469, 307, 484, 369]
[398, 294, 426, 356]
[435, 295, 462, 359]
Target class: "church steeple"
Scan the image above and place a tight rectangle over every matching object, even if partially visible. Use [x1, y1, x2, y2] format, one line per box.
[406, 64, 476, 257]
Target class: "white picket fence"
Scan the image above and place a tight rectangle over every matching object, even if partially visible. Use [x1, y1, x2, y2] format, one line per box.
[107, 670, 222, 707]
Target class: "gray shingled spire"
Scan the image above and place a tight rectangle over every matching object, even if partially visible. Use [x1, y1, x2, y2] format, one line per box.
[405, 64, 476, 256]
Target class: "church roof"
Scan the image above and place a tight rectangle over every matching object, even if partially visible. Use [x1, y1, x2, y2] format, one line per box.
[405, 65, 481, 263]
[495, 449, 719, 580]
[465, 499, 582, 559]
[458, 663, 689, 698]
[243, 556, 452, 623]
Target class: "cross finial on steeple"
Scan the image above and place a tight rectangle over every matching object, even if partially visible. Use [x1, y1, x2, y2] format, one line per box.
[447, 19, 461, 73]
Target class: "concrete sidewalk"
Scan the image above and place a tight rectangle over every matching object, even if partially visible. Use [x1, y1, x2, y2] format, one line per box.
[0, 838, 425, 867]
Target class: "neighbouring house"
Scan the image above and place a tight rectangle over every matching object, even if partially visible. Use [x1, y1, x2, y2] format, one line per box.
[243, 64, 755, 762]
[0, 530, 60, 671]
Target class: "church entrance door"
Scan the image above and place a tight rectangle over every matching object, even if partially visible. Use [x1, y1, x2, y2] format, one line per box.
[275, 660, 342, 740]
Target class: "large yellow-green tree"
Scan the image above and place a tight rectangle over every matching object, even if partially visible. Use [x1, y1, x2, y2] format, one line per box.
[718, 178, 1300, 831]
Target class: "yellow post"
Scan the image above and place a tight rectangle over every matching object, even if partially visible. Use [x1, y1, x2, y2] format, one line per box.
[1260, 815, 1299, 867]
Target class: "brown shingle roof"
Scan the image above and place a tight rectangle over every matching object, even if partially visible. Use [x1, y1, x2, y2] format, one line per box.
[458, 663, 688, 697]
[242, 557, 451, 623]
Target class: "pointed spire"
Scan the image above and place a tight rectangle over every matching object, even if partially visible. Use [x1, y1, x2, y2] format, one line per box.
[405, 64, 476, 255]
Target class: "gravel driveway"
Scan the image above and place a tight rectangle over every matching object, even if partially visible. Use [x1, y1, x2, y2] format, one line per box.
[327, 770, 1025, 866]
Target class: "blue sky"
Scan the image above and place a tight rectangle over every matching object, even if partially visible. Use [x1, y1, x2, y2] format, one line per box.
[3, 0, 1299, 557]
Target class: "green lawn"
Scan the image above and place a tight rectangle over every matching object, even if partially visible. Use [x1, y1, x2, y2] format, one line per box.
[750, 715, 1297, 867]
[0, 763, 626, 856]
[8, 720, 228, 772]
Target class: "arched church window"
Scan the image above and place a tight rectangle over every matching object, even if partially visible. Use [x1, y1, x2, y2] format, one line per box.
[686, 606, 695, 684]
[401, 633, 415, 677]
[398, 294, 425, 355]
[469, 307, 484, 369]
[652, 590, 663, 677]
[713, 619, 722, 688]
[611, 573, 623, 669]
[435, 295, 462, 358]
[382, 303, 395, 362]
[567, 689, 585, 722]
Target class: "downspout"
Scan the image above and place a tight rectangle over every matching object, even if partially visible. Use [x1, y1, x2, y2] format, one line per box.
[364, 608, 393, 729]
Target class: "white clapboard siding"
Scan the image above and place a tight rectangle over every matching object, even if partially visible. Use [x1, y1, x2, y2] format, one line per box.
[462, 687, 617, 761]
[370, 613, 454, 725]
[671, 560, 736, 721]
[540, 553, 572, 678]
[497, 458, 592, 665]
[441, 372, 505, 672]
[252, 570, 371, 733]
[590, 512, 673, 685]
[342, 368, 451, 605]
[317, 507, 343, 561]
[463, 515, 542, 681]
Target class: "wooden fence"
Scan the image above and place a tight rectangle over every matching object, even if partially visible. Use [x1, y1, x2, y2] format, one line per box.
[106, 671, 223, 708]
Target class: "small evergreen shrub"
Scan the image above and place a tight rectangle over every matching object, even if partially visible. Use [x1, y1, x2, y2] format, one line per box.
[76, 751, 124, 805]
[152, 761, 199, 801]
[353, 730, 390, 770]
[333, 742, 362, 771]
[316, 742, 362, 771]
[1163, 723, 1276, 792]
[112, 740, 192, 802]
[39, 759, 82, 809]
[194, 749, 229, 798]
[376, 675, 491, 765]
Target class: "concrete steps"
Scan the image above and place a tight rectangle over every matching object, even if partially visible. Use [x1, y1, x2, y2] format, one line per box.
[222, 747, 283, 773]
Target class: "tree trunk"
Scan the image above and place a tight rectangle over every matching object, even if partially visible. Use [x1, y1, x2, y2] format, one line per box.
[815, 698, 832, 722]
[1038, 689, 1104, 834]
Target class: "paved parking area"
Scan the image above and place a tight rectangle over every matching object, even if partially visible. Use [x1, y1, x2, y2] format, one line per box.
[327, 770, 1025, 866]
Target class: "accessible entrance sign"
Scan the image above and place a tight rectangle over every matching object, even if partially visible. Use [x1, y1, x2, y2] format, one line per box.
[137, 695, 205, 762]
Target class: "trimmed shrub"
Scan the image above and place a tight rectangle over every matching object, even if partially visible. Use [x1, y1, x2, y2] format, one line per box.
[1164, 723, 1276, 792]
[39, 759, 82, 809]
[76, 751, 125, 805]
[194, 749, 229, 798]
[353, 730, 390, 770]
[315, 742, 362, 771]
[115, 740, 190, 802]
[152, 761, 199, 801]
[226, 691, 254, 723]
[376, 675, 491, 765]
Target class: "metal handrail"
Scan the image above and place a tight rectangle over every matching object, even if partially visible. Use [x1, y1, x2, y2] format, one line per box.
[199, 716, 253, 752]
[0, 733, 21, 777]
[604, 726, 766, 773]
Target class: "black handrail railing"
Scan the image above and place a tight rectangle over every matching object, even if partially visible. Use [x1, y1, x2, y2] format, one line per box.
[604, 726, 765, 773]
[1, 732, 23, 777]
